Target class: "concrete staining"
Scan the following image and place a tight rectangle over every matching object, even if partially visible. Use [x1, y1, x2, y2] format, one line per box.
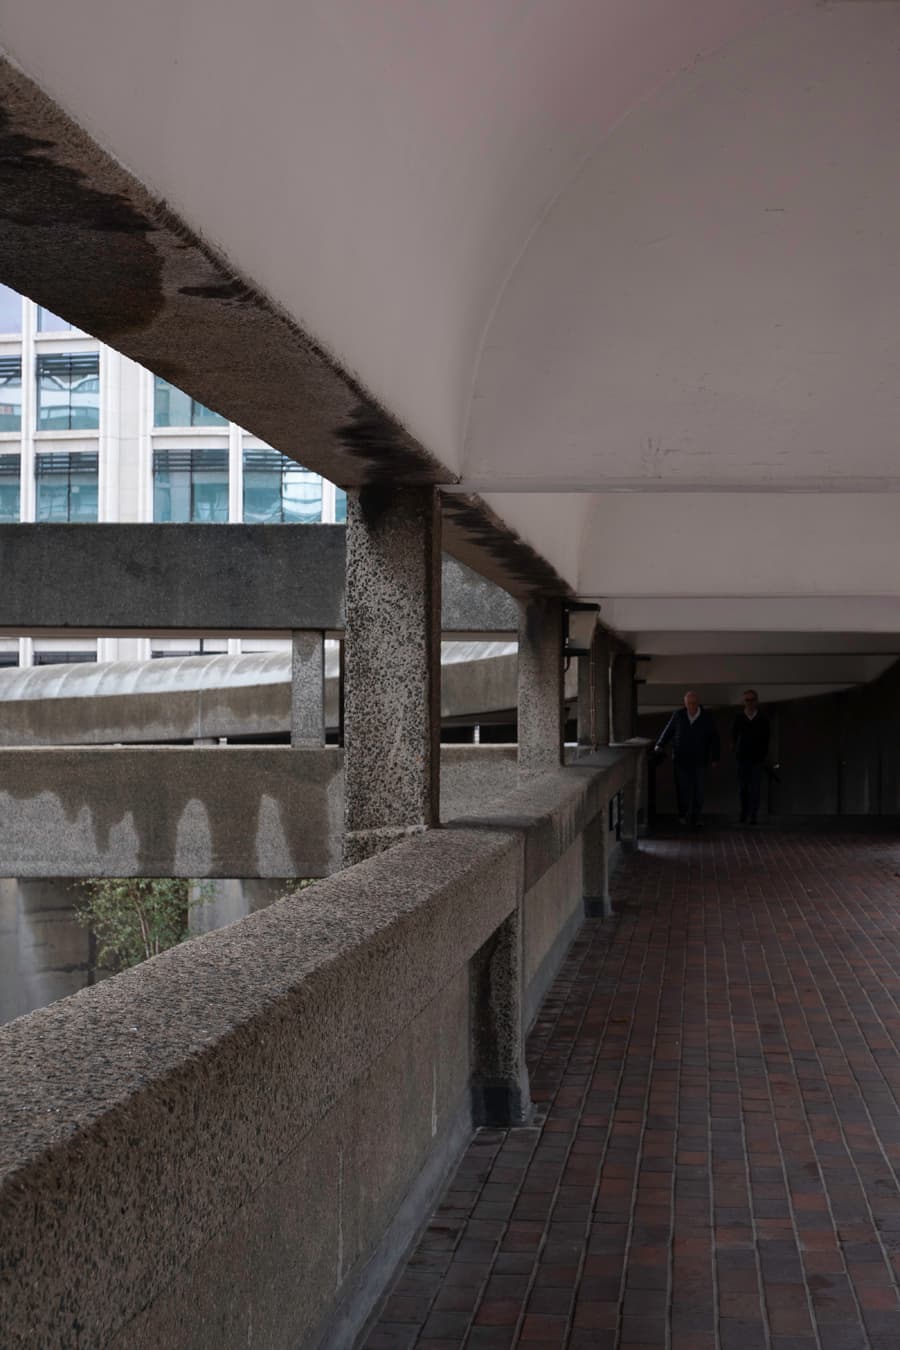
[0, 747, 342, 878]
[0, 62, 446, 491]
[343, 487, 442, 864]
[0, 744, 520, 880]
[0, 62, 570, 599]
[0, 752, 639, 1349]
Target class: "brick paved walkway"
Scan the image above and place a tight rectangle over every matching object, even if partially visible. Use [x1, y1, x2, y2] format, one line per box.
[363, 830, 900, 1350]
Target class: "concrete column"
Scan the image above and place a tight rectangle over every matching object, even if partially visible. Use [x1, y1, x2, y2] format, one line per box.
[517, 597, 564, 779]
[343, 486, 441, 865]
[577, 627, 611, 749]
[582, 810, 611, 916]
[291, 630, 325, 746]
[620, 763, 640, 851]
[611, 649, 636, 744]
[470, 908, 530, 1126]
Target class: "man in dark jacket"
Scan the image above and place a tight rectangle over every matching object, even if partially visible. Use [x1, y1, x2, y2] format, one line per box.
[731, 689, 770, 825]
[655, 690, 720, 827]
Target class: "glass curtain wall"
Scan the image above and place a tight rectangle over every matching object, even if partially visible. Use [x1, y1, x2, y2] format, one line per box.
[154, 378, 227, 428]
[0, 454, 20, 522]
[36, 354, 100, 431]
[243, 450, 323, 523]
[35, 453, 99, 521]
[153, 449, 229, 522]
[37, 307, 82, 334]
[0, 285, 22, 334]
[0, 357, 22, 432]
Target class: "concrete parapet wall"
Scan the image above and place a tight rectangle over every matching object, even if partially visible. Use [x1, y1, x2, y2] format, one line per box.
[0, 751, 640, 1349]
[0, 526, 517, 636]
[0, 745, 519, 879]
[0, 747, 344, 879]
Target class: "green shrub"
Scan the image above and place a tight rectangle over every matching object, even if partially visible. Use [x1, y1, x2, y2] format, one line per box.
[74, 877, 197, 973]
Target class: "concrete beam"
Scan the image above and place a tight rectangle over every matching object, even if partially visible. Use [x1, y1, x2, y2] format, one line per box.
[600, 596, 900, 635]
[0, 526, 518, 635]
[633, 632, 900, 656]
[0, 61, 573, 602]
[643, 654, 895, 686]
[581, 495, 900, 600]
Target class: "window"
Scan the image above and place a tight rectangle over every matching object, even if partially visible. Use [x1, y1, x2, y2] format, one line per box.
[154, 377, 227, 428]
[243, 450, 322, 523]
[0, 652, 18, 668]
[0, 357, 22, 433]
[35, 452, 99, 522]
[37, 306, 82, 334]
[36, 353, 100, 431]
[33, 651, 97, 665]
[153, 449, 229, 522]
[334, 488, 347, 524]
[0, 454, 20, 522]
[0, 285, 22, 335]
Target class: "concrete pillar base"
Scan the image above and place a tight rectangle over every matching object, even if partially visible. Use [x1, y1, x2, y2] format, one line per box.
[582, 810, 612, 917]
[471, 1077, 531, 1128]
[470, 910, 530, 1127]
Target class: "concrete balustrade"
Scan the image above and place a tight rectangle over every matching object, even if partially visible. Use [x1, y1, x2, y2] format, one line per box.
[0, 745, 521, 880]
[0, 749, 641, 1350]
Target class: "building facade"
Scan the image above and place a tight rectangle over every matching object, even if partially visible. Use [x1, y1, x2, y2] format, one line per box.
[0, 282, 346, 669]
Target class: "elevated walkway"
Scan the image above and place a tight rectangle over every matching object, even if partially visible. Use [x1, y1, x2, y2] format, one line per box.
[366, 829, 900, 1349]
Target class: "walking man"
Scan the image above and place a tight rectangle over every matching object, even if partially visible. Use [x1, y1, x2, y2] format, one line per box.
[655, 690, 720, 827]
[731, 688, 770, 825]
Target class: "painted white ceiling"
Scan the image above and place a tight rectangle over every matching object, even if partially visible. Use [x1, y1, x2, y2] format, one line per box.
[3, 0, 900, 663]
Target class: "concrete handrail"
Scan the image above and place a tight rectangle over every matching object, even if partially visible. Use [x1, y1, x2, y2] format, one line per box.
[0, 748, 643, 1350]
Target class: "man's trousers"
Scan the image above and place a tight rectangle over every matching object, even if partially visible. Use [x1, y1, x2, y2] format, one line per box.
[673, 760, 706, 823]
[737, 760, 763, 823]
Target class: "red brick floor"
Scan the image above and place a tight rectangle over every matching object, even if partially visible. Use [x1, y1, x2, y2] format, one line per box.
[362, 830, 900, 1350]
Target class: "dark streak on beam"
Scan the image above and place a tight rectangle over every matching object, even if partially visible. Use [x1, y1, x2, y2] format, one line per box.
[0, 59, 447, 488]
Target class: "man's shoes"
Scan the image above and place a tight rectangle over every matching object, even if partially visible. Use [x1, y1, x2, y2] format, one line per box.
[677, 816, 688, 826]
[739, 814, 748, 825]
[748, 816, 758, 827]
[691, 818, 703, 830]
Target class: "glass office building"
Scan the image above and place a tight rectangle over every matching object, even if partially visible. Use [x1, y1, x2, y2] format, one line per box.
[0, 283, 346, 669]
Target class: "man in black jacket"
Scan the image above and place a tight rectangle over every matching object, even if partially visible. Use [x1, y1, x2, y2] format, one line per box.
[655, 690, 720, 827]
[731, 689, 770, 825]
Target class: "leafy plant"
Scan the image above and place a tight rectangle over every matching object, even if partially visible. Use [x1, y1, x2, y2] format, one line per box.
[74, 877, 198, 973]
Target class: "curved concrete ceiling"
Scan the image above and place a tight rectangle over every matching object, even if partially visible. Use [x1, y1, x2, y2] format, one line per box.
[2, 0, 899, 650]
[0, 0, 779, 478]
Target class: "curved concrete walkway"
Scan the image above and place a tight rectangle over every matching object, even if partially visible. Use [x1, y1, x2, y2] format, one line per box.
[363, 830, 900, 1350]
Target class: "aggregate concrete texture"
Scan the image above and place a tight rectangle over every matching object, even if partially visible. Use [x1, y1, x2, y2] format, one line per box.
[578, 624, 611, 748]
[517, 596, 565, 779]
[0, 746, 343, 878]
[343, 486, 442, 863]
[447, 746, 638, 890]
[0, 744, 519, 880]
[0, 825, 523, 1350]
[0, 753, 639, 1348]
[290, 630, 325, 745]
[0, 524, 518, 636]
